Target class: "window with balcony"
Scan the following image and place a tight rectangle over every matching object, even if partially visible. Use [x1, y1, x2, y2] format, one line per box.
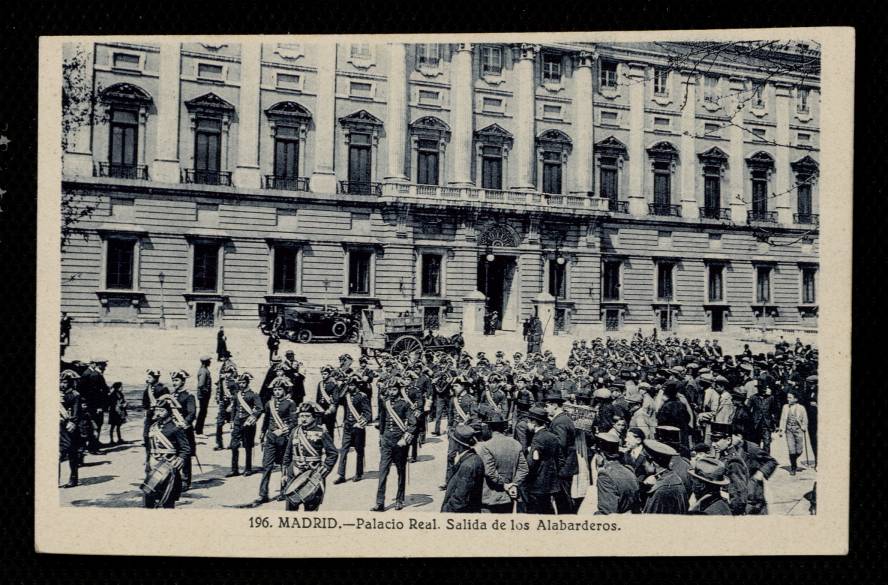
[417, 139, 440, 186]
[656, 262, 675, 302]
[348, 249, 373, 296]
[801, 267, 817, 304]
[481, 46, 503, 77]
[98, 83, 153, 180]
[542, 53, 562, 84]
[195, 117, 222, 180]
[272, 246, 300, 294]
[653, 68, 669, 96]
[549, 260, 567, 300]
[653, 162, 671, 206]
[274, 125, 300, 183]
[481, 146, 503, 190]
[746, 152, 775, 222]
[595, 136, 627, 211]
[708, 264, 725, 303]
[648, 142, 679, 215]
[755, 265, 771, 304]
[185, 93, 234, 185]
[797, 87, 810, 113]
[348, 133, 373, 192]
[752, 170, 769, 214]
[698, 146, 729, 219]
[602, 260, 621, 301]
[600, 157, 618, 203]
[421, 254, 442, 297]
[541, 151, 562, 194]
[410, 116, 449, 187]
[108, 108, 139, 176]
[600, 61, 618, 89]
[265, 101, 312, 191]
[536, 129, 571, 195]
[105, 238, 135, 290]
[192, 243, 220, 293]
[792, 155, 819, 225]
[416, 44, 441, 69]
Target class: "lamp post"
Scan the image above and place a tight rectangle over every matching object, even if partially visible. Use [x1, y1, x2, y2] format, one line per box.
[158, 271, 166, 330]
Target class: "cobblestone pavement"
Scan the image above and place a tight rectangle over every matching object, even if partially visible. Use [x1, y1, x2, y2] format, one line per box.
[58, 325, 816, 514]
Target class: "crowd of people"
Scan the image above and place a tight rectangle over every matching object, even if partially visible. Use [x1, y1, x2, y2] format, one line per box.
[59, 328, 818, 515]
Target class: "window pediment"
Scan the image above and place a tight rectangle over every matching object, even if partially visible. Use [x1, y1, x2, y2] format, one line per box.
[746, 150, 775, 170]
[647, 141, 679, 161]
[536, 129, 572, 149]
[100, 83, 153, 106]
[339, 109, 383, 130]
[184, 92, 235, 115]
[595, 136, 628, 158]
[410, 116, 451, 140]
[265, 101, 312, 124]
[697, 146, 729, 166]
[791, 155, 819, 176]
[475, 123, 514, 148]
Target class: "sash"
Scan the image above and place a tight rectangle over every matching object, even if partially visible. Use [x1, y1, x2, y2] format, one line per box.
[147, 383, 157, 406]
[270, 399, 288, 435]
[483, 389, 499, 410]
[296, 427, 320, 460]
[400, 387, 416, 409]
[452, 395, 470, 423]
[236, 391, 253, 417]
[345, 393, 366, 427]
[149, 424, 176, 455]
[319, 381, 333, 405]
[59, 401, 70, 421]
[384, 400, 408, 433]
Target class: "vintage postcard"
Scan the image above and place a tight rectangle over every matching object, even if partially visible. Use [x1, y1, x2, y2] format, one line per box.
[35, 27, 852, 557]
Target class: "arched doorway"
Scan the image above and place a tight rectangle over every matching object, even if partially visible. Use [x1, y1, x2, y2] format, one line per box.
[477, 224, 521, 332]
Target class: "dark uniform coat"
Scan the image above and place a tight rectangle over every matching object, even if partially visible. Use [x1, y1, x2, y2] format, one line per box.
[230, 389, 263, 449]
[524, 428, 562, 496]
[595, 459, 641, 514]
[549, 411, 579, 479]
[145, 419, 192, 507]
[642, 468, 688, 514]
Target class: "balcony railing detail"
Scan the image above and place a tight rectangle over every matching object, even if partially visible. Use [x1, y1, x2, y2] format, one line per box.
[648, 203, 682, 217]
[183, 169, 232, 186]
[747, 210, 778, 223]
[794, 213, 819, 225]
[264, 175, 310, 192]
[376, 183, 613, 212]
[95, 162, 149, 180]
[339, 181, 383, 195]
[608, 199, 629, 213]
[699, 206, 731, 220]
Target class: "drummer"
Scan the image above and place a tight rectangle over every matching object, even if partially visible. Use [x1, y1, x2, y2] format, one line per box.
[281, 402, 338, 511]
[142, 395, 192, 509]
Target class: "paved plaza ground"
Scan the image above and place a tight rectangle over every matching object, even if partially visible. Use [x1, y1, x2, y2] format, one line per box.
[57, 325, 817, 514]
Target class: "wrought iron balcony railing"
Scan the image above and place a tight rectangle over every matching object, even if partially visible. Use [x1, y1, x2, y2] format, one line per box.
[794, 213, 819, 225]
[183, 169, 232, 186]
[339, 181, 383, 195]
[747, 209, 778, 223]
[264, 175, 310, 192]
[648, 203, 682, 217]
[95, 162, 149, 180]
[608, 199, 629, 213]
[699, 206, 731, 220]
[376, 183, 612, 212]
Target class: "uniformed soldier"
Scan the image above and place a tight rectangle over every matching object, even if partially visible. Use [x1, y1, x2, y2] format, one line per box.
[592, 430, 640, 514]
[372, 381, 418, 512]
[316, 366, 339, 438]
[443, 377, 479, 487]
[523, 406, 560, 514]
[402, 370, 426, 463]
[142, 369, 170, 467]
[281, 402, 338, 511]
[194, 356, 212, 435]
[641, 439, 688, 514]
[169, 370, 197, 491]
[59, 370, 83, 488]
[142, 395, 191, 509]
[227, 372, 263, 477]
[280, 352, 306, 406]
[79, 358, 110, 454]
[334, 376, 372, 484]
[545, 389, 580, 514]
[480, 373, 508, 419]
[431, 369, 452, 436]
[687, 456, 732, 515]
[214, 356, 238, 450]
[255, 377, 298, 504]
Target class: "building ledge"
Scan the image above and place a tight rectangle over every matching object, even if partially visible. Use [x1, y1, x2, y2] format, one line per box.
[183, 292, 229, 303]
[95, 289, 146, 306]
[340, 296, 381, 307]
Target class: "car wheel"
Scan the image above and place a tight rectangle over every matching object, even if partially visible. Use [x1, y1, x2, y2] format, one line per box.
[296, 330, 312, 344]
[331, 320, 348, 338]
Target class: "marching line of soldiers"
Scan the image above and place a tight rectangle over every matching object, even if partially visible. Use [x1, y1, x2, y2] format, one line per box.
[60, 329, 817, 515]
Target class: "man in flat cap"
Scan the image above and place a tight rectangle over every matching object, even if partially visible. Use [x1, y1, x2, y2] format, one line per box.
[592, 430, 640, 515]
[475, 412, 528, 513]
[441, 425, 485, 513]
[687, 456, 732, 515]
[641, 439, 688, 514]
[523, 407, 560, 514]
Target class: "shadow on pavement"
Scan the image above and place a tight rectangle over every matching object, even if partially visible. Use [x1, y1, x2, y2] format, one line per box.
[80, 460, 112, 468]
[403, 494, 433, 508]
[77, 474, 116, 487]
[70, 488, 144, 508]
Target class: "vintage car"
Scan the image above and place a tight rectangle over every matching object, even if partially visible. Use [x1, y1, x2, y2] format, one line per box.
[258, 302, 359, 343]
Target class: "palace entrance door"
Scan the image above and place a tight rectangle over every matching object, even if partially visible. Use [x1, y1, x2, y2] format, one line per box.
[477, 254, 519, 331]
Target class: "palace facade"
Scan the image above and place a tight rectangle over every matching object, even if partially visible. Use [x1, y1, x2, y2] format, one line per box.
[60, 39, 820, 336]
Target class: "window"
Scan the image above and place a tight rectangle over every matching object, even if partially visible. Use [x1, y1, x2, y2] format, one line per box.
[482, 96, 504, 113]
[347, 132, 372, 191]
[600, 61, 618, 88]
[600, 111, 619, 126]
[752, 83, 765, 108]
[755, 266, 771, 303]
[417, 139, 440, 186]
[109, 108, 138, 168]
[421, 254, 442, 296]
[541, 150, 562, 194]
[602, 261, 621, 301]
[106, 238, 135, 290]
[416, 44, 441, 69]
[112, 52, 141, 71]
[703, 75, 719, 103]
[350, 81, 373, 99]
[797, 87, 810, 113]
[192, 243, 219, 293]
[542, 104, 562, 120]
[653, 68, 669, 96]
[752, 170, 769, 214]
[797, 181, 813, 217]
[481, 46, 503, 76]
[195, 117, 222, 173]
[656, 262, 674, 301]
[600, 156, 618, 202]
[197, 63, 224, 81]
[708, 265, 724, 302]
[798, 132, 811, 145]
[549, 260, 567, 299]
[801, 267, 817, 304]
[703, 166, 721, 212]
[481, 145, 503, 190]
[653, 161, 671, 206]
[704, 123, 721, 137]
[654, 116, 671, 130]
[751, 127, 767, 141]
[418, 90, 440, 106]
[605, 308, 621, 331]
[274, 125, 300, 178]
[348, 250, 372, 295]
[351, 44, 371, 59]
[272, 246, 299, 294]
[542, 53, 562, 84]
[277, 73, 301, 91]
